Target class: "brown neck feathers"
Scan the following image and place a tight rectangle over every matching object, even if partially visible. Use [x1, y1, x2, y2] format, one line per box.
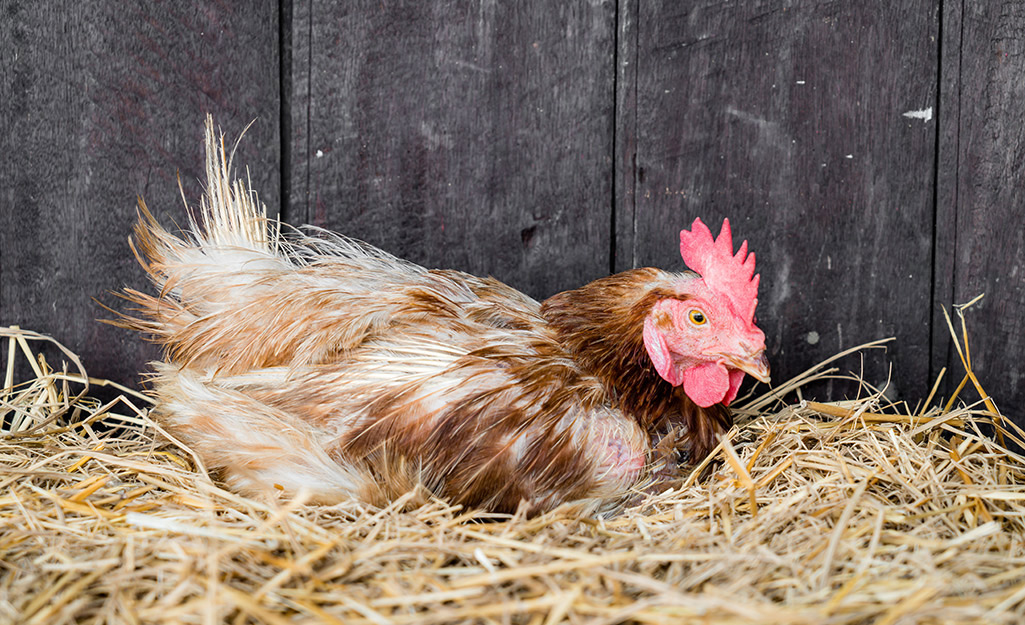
[541, 268, 731, 462]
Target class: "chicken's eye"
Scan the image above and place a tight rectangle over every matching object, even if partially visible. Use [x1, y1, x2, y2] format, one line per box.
[688, 309, 707, 326]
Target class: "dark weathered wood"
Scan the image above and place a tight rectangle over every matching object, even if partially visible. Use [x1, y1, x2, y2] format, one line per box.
[932, 0, 962, 402]
[0, 2, 279, 387]
[290, 0, 617, 300]
[613, 0, 639, 274]
[618, 1, 941, 404]
[3, 0, 1024, 429]
[942, 3, 1025, 421]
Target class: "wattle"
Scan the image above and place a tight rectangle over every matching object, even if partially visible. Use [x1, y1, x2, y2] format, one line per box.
[723, 368, 746, 406]
[682, 363, 746, 407]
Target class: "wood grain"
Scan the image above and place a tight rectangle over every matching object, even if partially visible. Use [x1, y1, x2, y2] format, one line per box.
[289, 0, 617, 300]
[942, 2, 1025, 418]
[619, 1, 941, 405]
[0, 1, 279, 386]
[2, 1, 1025, 431]
[932, 0, 961, 399]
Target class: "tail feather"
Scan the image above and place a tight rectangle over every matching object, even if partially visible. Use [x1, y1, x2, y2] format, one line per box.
[125, 115, 281, 290]
[107, 116, 290, 360]
[111, 116, 435, 373]
[196, 115, 276, 252]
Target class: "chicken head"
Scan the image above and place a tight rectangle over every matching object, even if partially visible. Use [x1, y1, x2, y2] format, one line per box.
[642, 218, 770, 407]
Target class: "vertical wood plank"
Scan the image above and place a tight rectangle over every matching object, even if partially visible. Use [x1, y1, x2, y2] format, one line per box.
[944, 3, 1025, 420]
[614, 0, 639, 273]
[621, 1, 940, 403]
[931, 0, 962, 399]
[290, 0, 617, 299]
[0, 2, 279, 386]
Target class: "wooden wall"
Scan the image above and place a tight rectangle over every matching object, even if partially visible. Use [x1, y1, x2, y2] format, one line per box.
[2, 1, 1022, 425]
[1, 2, 280, 385]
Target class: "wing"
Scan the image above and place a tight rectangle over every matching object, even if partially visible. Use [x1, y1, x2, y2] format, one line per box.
[149, 313, 648, 514]
[131, 221, 649, 513]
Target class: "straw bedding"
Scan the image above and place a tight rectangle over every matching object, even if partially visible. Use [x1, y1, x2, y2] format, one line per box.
[3, 307, 1024, 624]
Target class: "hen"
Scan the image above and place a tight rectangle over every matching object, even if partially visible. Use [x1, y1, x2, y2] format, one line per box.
[115, 118, 769, 515]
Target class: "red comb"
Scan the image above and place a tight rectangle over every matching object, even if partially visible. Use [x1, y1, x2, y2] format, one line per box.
[679, 218, 760, 322]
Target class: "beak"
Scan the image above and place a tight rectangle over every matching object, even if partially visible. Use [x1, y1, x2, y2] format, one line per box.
[728, 350, 771, 384]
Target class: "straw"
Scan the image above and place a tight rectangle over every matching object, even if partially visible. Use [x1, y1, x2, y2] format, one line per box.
[2, 315, 1024, 624]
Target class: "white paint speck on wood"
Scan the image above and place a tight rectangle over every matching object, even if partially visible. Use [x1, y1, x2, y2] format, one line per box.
[902, 107, 933, 122]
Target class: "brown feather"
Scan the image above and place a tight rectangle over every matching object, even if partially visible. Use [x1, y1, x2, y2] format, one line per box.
[541, 269, 733, 463]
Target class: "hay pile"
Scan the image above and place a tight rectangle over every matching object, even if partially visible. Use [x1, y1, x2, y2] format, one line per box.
[3, 311, 1025, 625]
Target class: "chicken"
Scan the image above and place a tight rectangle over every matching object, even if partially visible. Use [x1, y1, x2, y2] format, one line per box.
[113, 117, 770, 516]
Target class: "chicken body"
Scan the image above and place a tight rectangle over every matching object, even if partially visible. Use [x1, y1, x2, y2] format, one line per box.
[117, 119, 767, 515]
